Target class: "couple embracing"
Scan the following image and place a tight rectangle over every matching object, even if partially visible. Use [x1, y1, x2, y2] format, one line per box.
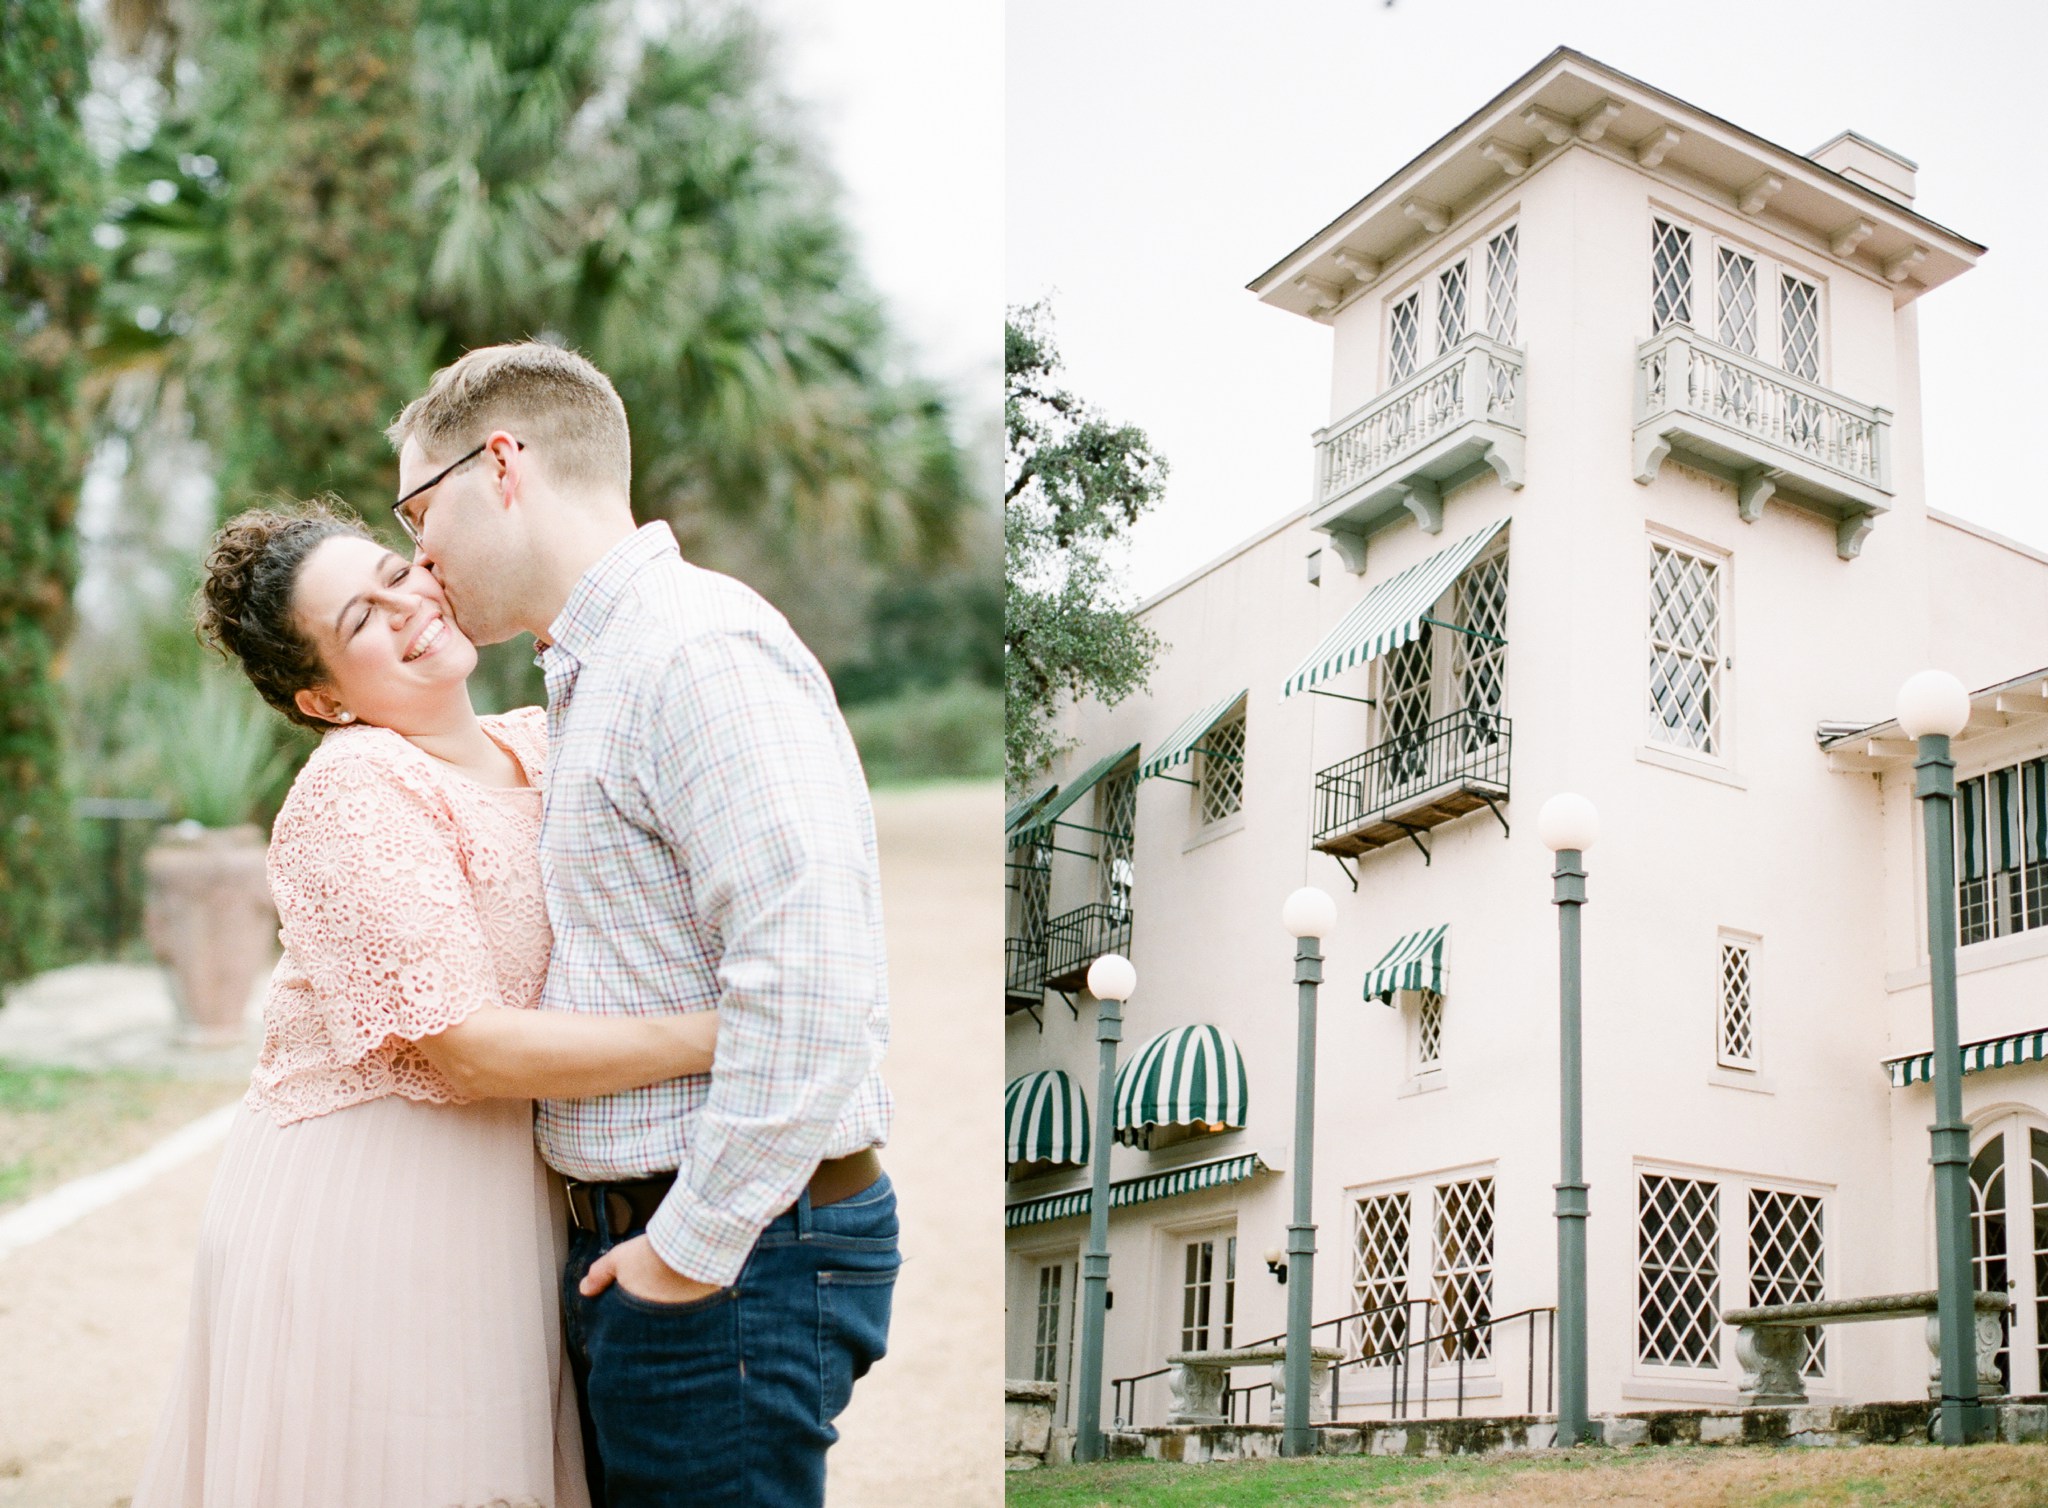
[132, 342, 896, 1508]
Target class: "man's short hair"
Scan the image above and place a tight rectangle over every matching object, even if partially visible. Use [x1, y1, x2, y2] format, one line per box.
[387, 341, 632, 497]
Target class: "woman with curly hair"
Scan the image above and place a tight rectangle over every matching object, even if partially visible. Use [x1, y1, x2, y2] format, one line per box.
[131, 500, 705, 1508]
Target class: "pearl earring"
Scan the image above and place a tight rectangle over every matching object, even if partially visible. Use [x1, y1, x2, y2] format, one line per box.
[337, 712, 355, 723]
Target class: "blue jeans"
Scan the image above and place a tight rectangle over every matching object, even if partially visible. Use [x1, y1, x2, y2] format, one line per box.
[563, 1175, 899, 1508]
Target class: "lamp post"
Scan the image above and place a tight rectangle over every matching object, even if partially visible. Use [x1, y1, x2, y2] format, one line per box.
[1897, 670, 1991, 1446]
[1539, 793, 1599, 1448]
[1073, 951, 1134, 1463]
[1280, 886, 1336, 1457]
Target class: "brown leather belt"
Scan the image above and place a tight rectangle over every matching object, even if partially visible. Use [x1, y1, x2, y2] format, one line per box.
[565, 1148, 882, 1237]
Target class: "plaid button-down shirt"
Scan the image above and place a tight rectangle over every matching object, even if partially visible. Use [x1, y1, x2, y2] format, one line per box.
[533, 522, 891, 1286]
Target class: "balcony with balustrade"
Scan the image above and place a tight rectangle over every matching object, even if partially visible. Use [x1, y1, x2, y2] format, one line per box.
[1310, 333, 1526, 572]
[1633, 327, 1892, 560]
[1311, 707, 1512, 861]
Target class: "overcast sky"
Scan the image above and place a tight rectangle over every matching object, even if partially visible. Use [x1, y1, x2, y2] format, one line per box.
[761, 0, 1001, 417]
[1008, 0, 2048, 598]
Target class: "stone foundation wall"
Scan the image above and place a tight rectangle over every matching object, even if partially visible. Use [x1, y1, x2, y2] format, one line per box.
[1006, 1381, 1058, 1470]
[1105, 1395, 2048, 1464]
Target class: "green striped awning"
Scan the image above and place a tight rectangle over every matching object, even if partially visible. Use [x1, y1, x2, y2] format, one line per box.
[1004, 1153, 1273, 1229]
[1005, 1070, 1090, 1166]
[1005, 783, 1059, 842]
[1137, 691, 1245, 782]
[1885, 1028, 2048, 1088]
[1012, 745, 1140, 842]
[1363, 925, 1449, 1004]
[1113, 1024, 1249, 1147]
[1282, 517, 1510, 698]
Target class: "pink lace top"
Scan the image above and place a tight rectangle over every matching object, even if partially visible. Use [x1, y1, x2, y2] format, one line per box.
[246, 707, 550, 1126]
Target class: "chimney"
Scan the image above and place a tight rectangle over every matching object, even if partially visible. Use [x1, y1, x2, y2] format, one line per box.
[1808, 131, 1916, 206]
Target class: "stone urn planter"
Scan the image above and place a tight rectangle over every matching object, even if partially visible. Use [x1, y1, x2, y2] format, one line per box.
[143, 822, 278, 1045]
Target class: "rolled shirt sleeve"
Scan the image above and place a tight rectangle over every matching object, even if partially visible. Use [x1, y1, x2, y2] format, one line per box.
[629, 632, 883, 1285]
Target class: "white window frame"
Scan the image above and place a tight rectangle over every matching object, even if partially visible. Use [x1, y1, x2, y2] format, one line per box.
[1192, 701, 1248, 832]
[1343, 1165, 1499, 1384]
[1715, 929, 1761, 1072]
[1647, 208, 1829, 384]
[1408, 987, 1446, 1082]
[1383, 220, 1522, 388]
[1952, 755, 2048, 948]
[1154, 1216, 1239, 1362]
[1644, 526, 1733, 768]
[1369, 538, 1512, 749]
[1631, 1160, 1834, 1393]
[1013, 1242, 1082, 1426]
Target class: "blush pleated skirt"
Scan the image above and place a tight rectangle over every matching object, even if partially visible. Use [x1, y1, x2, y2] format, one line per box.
[131, 1093, 589, 1508]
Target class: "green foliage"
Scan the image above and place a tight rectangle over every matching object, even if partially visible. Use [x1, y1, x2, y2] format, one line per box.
[86, 0, 984, 709]
[197, 0, 431, 511]
[843, 680, 1004, 787]
[1005, 302, 1166, 787]
[142, 670, 301, 827]
[0, 0, 101, 984]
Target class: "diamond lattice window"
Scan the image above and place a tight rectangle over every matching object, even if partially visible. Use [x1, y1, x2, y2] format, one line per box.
[1651, 219, 1694, 331]
[1378, 629, 1434, 798]
[1718, 941, 1755, 1067]
[1748, 1189, 1826, 1376]
[1389, 293, 1422, 383]
[1097, 768, 1137, 914]
[1417, 990, 1444, 1069]
[1436, 260, 1469, 354]
[1780, 276, 1820, 381]
[1638, 1173, 1722, 1368]
[1647, 542, 1723, 756]
[1715, 247, 1758, 354]
[1433, 1178, 1495, 1361]
[1486, 228, 1519, 345]
[1453, 553, 1508, 751]
[1009, 837, 1051, 943]
[1033, 1263, 1065, 1382]
[1198, 713, 1246, 826]
[1352, 1192, 1412, 1362]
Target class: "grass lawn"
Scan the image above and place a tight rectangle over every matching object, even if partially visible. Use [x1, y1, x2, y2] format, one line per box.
[1008, 1445, 2048, 1507]
[0, 1060, 243, 1214]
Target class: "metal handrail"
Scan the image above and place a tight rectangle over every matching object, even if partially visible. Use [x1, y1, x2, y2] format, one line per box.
[1005, 936, 1046, 998]
[71, 798, 171, 955]
[1224, 1305, 1558, 1426]
[1108, 1298, 1429, 1428]
[1312, 707, 1510, 847]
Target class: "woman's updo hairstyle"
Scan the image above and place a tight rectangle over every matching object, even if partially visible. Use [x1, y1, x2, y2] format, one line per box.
[195, 499, 374, 730]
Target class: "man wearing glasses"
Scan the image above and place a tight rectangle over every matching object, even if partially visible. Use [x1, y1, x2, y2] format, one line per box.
[386, 340, 895, 1508]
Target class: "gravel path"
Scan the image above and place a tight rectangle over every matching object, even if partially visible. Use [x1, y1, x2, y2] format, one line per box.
[0, 781, 1001, 1506]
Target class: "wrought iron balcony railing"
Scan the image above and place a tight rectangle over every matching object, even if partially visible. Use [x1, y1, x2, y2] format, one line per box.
[1043, 902, 1133, 993]
[1310, 333, 1525, 570]
[1312, 708, 1511, 859]
[1633, 326, 1892, 559]
[1006, 936, 1047, 1011]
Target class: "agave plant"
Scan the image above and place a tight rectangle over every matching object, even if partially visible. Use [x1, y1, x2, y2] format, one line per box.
[142, 671, 300, 829]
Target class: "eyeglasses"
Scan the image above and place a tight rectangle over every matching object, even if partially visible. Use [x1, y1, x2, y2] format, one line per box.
[392, 439, 524, 548]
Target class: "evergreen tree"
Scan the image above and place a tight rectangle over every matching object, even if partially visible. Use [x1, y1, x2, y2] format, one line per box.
[0, 0, 101, 983]
[198, 0, 428, 509]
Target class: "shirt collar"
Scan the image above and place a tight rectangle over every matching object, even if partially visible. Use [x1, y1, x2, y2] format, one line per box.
[544, 521, 680, 666]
